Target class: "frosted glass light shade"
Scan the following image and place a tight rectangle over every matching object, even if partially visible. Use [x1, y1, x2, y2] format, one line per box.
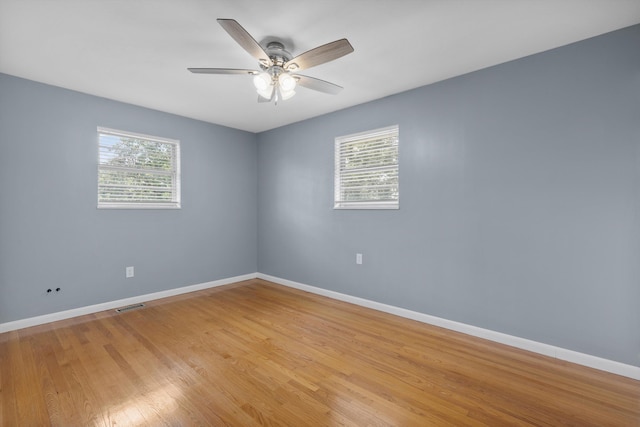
[278, 73, 296, 92]
[279, 88, 296, 100]
[253, 72, 271, 91]
[257, 86, 274, 100]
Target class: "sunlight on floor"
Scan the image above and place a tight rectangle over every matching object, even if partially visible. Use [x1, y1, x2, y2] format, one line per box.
[107, 383, 182, 425]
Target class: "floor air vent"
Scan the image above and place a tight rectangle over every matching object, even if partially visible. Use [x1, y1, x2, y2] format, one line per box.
[115, 303, 145, 313]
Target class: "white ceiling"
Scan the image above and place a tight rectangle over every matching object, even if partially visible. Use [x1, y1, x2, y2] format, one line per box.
[1, 1, 639, 133]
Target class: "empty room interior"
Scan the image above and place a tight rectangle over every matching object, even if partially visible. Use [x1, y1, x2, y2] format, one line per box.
[1, 1, 639, 425]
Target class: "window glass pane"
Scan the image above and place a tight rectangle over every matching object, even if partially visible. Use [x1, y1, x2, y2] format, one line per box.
[334, 125, 398, 210]
[97, 128, 180, 209]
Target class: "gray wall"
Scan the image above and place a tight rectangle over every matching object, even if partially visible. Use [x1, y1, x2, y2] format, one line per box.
[257, 25, 640, 366]
[1, 25, 638, 367]
[0, 74, 258, 323]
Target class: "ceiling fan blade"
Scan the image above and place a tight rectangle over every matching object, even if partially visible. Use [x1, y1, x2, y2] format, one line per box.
[284, 39, 353, 72]
[295, 75, 343, 95]
[217, 19, 272, 67]
[188, 68, 258, 75]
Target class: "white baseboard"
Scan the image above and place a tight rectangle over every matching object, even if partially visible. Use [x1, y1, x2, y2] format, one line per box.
[3, 272, 638, 380]
[257, 273, 640, 381]
[0, 273, 258, 334]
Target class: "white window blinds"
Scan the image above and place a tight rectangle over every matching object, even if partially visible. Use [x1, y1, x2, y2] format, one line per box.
[334, 125, 399, 209]
[97, 127, 181, 209]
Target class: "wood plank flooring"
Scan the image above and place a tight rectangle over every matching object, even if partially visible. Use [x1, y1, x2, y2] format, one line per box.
[1, 278, 638, 426]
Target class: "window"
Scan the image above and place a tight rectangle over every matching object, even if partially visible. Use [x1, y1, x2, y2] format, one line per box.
[334, 125, 399, 209]
[97, 127, 180, 209]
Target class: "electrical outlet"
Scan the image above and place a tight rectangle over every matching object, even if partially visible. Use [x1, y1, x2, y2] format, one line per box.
[126, 266, 134, 278]
[356, 253, 363, 265]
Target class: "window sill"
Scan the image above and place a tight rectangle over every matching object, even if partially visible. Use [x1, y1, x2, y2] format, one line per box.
[97, 203, 181, 210]
[334, 203, 399, 210]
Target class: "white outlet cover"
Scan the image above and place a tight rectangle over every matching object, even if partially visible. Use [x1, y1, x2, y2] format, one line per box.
[356, 253, 363, 265]
[126, 266, 134, 278]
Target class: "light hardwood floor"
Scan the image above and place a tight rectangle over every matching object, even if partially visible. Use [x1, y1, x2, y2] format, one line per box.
[1, 279, 638, 426]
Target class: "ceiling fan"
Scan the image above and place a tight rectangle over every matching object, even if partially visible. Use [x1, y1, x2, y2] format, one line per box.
[188, 19, 354, 104]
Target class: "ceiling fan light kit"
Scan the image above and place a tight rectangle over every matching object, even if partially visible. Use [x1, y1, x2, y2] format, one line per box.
[278, 73, 296, 92]
[252, 66, 296, 103]
[189, 19, 353, 104]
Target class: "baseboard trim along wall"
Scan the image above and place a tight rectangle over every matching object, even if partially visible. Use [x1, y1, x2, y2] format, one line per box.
[2, 272, 638, 380]
[257, 273, 640, 381]
[0, 273, 258, 334]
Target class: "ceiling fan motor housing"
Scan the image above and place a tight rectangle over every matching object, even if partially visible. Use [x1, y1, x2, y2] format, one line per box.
[262, 41, 294, 69]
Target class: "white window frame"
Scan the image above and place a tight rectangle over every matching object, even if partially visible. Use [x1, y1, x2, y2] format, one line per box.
[97, 127, 181, 209]
[334, 125, 399, 210]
